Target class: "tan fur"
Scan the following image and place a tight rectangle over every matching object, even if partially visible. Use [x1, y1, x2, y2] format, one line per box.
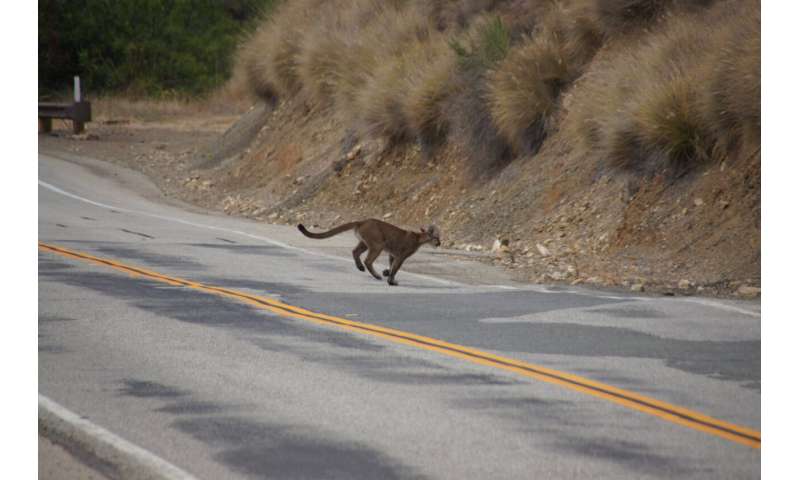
[298, 219, 441, 286]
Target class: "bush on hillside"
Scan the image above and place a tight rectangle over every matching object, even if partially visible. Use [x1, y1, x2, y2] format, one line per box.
[566, 0, 759, 176]
[449, 16, 511, 72]
[405, 43, 458, 150]
[230, 0, 757, 179]
[487, 3, 602, 155]
[705, 2, 760, 153]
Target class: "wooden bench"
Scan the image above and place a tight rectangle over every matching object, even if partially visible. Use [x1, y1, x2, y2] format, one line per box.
[39, 101, 92, 134]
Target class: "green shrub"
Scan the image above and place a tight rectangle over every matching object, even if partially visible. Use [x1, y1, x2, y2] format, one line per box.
[450, 16, 511, 72]
[38, 0, 277, 97]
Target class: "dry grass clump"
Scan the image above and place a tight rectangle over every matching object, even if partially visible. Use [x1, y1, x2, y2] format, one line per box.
[405, 44, 459, 148]
[444, 15, 516, 172]
[295, 1, 389, 109]
[235, 0, 326, 101]
[631, 69, 714, 171]
[705, 1, 760, 153]
[230, 0, 756, 179]
[355, 53, 415, 143]
[487, 2, 603, 154]
[356, 35, 457, 145]
[566, 0, 759, 175]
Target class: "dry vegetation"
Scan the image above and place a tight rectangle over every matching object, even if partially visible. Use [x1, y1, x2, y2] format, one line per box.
[566, 0, 759, 175]
[230, 0, 757, 180]
[90, 96, 240, 123]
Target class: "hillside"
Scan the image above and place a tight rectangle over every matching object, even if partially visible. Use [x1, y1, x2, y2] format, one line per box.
[42, 0, 761, 297]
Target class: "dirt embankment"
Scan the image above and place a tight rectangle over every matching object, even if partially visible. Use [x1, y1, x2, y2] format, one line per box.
[39, 87, 759, 299]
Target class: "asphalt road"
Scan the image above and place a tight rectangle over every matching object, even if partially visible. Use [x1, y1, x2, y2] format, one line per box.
[38, 151, 761, 479]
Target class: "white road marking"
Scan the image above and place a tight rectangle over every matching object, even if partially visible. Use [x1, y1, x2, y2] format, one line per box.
[488, 284, 519, 290]
[39, 394, 198, 480]
[680, 297, 761, 318]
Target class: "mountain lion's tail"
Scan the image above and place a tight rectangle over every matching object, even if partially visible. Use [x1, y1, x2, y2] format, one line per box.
[297, 222, 360, 239]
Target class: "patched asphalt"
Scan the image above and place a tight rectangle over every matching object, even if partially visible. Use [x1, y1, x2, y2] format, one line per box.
[39, 152, 760, 479]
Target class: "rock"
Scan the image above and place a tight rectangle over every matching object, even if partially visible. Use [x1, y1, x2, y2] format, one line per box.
[693, 197, 704, 207]
[536, 243, 551, 257]
[294, 176, 305, 185]
[630, 283, 645, 292]
[491, 238, 510, 253]
[566, 265, 577, 276]
[678, 279, 693, 289]
[720, 200, 730, 209]
[383, 213, 393, 219]
[549, 271, 566, 281]
[346, 144, 362, 161]
[736, 285, 760, 297]
[71, 132, 99, 141]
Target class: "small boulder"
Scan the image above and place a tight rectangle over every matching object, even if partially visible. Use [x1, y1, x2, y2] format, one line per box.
[536, 243, 551, 257]
[492, 238, 510, 253]
[736, 285, 760, 297]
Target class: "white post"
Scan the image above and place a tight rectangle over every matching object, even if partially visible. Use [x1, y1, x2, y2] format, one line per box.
[74, 76, 81, 102]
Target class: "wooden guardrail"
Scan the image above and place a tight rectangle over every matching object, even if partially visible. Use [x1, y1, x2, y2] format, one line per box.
[39, 101, 92, 134]
[39, 76, 92, 134]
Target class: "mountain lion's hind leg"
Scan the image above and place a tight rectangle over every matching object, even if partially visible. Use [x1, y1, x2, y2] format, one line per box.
[383, 255, 395, 277]
[352, 241, 367, 272]
[364, 248, 384, 280]
[387, 256, 407, 286]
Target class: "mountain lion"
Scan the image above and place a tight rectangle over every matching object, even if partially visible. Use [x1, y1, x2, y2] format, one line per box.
[297, 219, 441, 286]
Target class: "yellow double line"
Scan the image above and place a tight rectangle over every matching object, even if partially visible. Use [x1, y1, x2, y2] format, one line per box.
[39, 242, 760, 449]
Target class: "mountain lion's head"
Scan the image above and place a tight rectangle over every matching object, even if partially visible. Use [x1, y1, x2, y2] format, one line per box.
[421, 225, 441, 247]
